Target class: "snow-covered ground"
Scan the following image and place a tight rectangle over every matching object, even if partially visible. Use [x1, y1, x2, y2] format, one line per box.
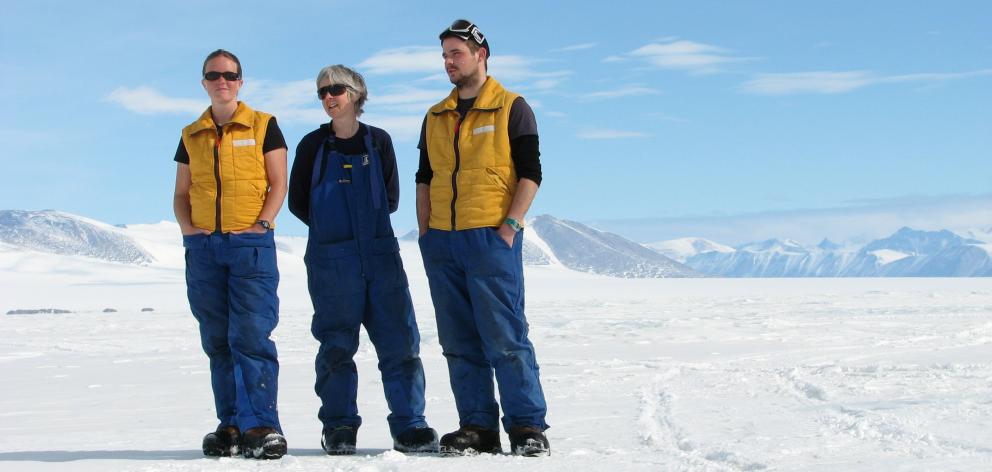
[2, 231, 991, 471]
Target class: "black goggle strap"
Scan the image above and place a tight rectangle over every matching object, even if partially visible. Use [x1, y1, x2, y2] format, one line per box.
[446, 21, 484, 45]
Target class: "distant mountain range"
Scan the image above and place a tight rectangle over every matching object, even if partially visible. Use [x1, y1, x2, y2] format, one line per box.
[2, 210, 988, 277]
[648, 227, 992, 277]
[397, 215, 697, 278]
[0, 210, 153, 264]
[527, 215, 701, 278]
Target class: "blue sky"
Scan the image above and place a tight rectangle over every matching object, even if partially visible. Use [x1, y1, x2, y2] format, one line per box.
[3, 0, 990, 243]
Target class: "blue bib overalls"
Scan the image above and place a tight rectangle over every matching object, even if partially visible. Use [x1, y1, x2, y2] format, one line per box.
[183, 230, 282, 433]
[304, 127, 428, 437]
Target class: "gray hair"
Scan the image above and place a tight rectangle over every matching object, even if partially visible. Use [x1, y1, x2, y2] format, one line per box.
[316, 65, 368, 117]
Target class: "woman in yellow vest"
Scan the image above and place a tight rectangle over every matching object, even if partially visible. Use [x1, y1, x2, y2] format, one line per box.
[172, 49, 288, 460]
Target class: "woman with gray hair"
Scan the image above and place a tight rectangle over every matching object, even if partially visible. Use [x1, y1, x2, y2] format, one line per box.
[288, 65, 438, 455]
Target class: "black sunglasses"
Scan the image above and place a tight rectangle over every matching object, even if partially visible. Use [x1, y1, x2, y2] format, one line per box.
[204, 71, 241, 81]
[442, 19, 485, 46]
[318, 84, 351, 99]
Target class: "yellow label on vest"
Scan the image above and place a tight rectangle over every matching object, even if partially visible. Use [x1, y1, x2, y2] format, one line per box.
[473, 125, 495, 135]
[233, 139, 256, 147]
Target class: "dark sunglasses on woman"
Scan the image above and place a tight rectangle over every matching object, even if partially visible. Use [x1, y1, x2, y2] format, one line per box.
[318, 84, 350, 99]
[203, 71, 241, 81]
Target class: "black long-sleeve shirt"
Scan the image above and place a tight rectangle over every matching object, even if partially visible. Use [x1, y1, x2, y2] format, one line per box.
[288, 122, 399, 226]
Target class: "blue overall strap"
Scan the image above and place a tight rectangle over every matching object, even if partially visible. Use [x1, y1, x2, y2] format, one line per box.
[311, 135, 335, 190]
[363, 126, 385, 211]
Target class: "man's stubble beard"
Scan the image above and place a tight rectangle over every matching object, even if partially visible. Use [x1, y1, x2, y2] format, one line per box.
[454, 67, 484, 90]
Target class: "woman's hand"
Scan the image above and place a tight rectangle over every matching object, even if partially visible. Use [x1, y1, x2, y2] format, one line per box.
[231, 223, 268, 234]
[181, 227, 211, 236]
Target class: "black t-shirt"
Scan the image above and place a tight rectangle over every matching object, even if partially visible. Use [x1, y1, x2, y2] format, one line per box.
[416, 95, 541, 185]
[173, 116, 287, 164]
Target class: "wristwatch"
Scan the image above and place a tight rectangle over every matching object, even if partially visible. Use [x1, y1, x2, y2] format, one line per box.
[504, 217, 524, 232]
[256, 220, 271, 230]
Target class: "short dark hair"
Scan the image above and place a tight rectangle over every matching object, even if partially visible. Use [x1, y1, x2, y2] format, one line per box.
[201, 49, 242, 78]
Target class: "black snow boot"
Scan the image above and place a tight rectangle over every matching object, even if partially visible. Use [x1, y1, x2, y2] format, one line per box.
[393, 426, 439, 453]
[321, 425, 357, 455]
[508, 426, 550, 457]
[439, 425, 502, 455]
[241, 427, 287, 459]
[202, 425, 240, 457]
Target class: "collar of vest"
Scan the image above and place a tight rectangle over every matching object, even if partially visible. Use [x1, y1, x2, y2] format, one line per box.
[187, 101, 256, 134]
[430, 76, 508, 115]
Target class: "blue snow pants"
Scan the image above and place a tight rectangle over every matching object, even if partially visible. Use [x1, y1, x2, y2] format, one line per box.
[183, 230, 281, 432]
[304, 129, 428, 437]
[418, 227, 549, 432]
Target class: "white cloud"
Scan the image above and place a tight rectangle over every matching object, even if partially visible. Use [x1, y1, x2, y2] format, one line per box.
[106, 87, 205, 115]
[360, 45, 572, 91]
[551, 42, 598, 52]
[591, 194, 992, 245]
[741, 71, 873, 95]
[741, 69, 992, 95]
[369, 85, 449, 107]
[489, 55, 571, 84]
[360, 113, 425, 143]
[239, 79, 325, 122]
[358, 46, 441, 75]
[576, 129, 650, 140]
[610, 39, 748, 74]
[581, 86, 661, 100]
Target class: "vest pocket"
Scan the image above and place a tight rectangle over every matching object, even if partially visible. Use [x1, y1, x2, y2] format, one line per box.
[232, 142, 264, 180]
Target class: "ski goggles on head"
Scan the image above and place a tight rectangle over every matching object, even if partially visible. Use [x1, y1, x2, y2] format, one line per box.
[440, 19, 485, 47]
[203, 71, 240, 81]
[318, 84, 351, 99]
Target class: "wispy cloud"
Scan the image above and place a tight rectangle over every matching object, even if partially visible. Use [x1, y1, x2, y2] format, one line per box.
[357, 46, 441, 75]
[591, 193, 992, 245]
[607, 39, 749, 74]
[741, 69, 992, 95]
[105, 80, 429, 141]
[577, 129, 650, 140]
[106, 87, 205, 115]
[488, 55, 571, 89]
[240, 79, 325, 122]
[359, 46, 571, 92]
[551, 42, 598, 52]
[580, 85, 661, 101]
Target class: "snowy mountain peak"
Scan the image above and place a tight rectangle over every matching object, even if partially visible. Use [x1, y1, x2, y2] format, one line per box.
[863, 227, 979, 256]
[0, 210, 154, 264]
[682, 226, 991, 277]
[817, 238, 843, 250]
[738, 238, 808, 254]
[529, 215, 701, 278]
[646, 237, 735, 263]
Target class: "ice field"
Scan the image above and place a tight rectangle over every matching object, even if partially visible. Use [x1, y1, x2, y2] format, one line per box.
[1, 226, 990, 471]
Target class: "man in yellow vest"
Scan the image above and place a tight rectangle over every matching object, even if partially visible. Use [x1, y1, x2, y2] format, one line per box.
[173, 49, 288, 459]
[416, 19, 550, 457]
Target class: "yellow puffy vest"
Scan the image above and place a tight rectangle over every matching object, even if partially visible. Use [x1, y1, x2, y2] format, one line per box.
[425, 77, 518, 230]
[181, 102, 272, 232]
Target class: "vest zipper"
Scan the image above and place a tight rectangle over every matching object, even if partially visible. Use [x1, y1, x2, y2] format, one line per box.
[450, 116, 462, 231]
[213, 127, 223, 233]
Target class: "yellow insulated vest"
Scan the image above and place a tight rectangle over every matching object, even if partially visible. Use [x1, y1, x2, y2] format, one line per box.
[181, 102, 272, 233]
[425, 77, 519, 230]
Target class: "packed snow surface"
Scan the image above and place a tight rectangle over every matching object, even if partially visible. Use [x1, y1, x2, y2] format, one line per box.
[1, 235, 991, 471]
